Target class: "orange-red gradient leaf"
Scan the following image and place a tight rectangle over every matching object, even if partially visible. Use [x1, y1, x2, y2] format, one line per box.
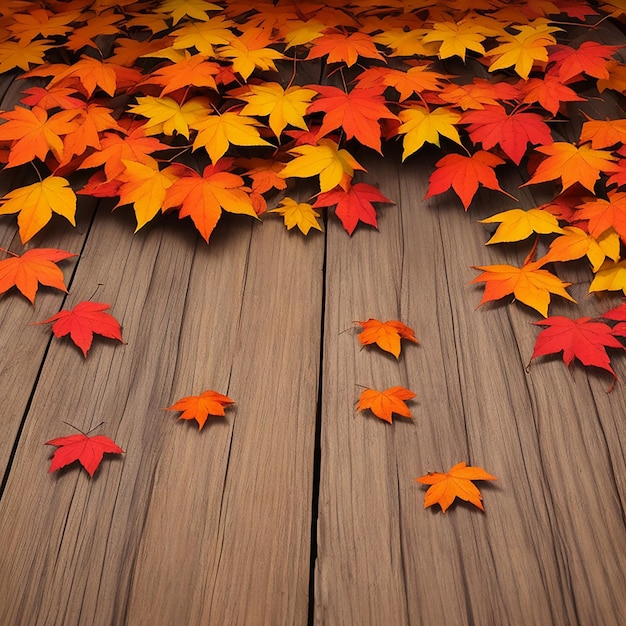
[356, 318, 418, 358]
[165, 389, 235, 430]
[356, 386, 416, 423]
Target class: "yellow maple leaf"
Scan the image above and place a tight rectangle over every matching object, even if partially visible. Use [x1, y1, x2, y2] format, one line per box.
[281, 19, 326, 49]
[396, 105, 462, 160]
[159, 0, 222, 23]
[488, 23, 560, 79]
[269, 197, 322, 235]
[238, 82, 317, 137]
[128, 96, 211, 138]
[117, 158, 180, 231]
[217, 27, 284, 80]
[171, 16, 236, 56]
[480, 208, 564, 244]
[191, 111, 271, 163]
[422, 20, 489, 61]
[373, 28, 439, 58]
[589, 260, 626, 295]
[0, 176, 76, 243]
[544, 226, 620, 272]
[278, 139, 365, 192]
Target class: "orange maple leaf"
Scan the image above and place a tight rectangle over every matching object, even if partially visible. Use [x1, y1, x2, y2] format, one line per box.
[416, 461, 497, 512]
[355, 318, 418, 358]
[0, 248, 76, 304]
[306, 30, 385, 67]
[356, 386, 416, 423]
[165, 389, 235, 429]
[523, 142, 620, 192]
[425, 150, 513, 210]
[307, 85, 398, 153]
[162, 161, 257, 242]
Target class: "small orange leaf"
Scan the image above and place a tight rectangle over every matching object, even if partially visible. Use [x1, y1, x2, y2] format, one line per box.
[416, 461, 497, 512]
[165, 389, 235, 430]
[355, 318, 418, 358]
[356, 386, 416, 423]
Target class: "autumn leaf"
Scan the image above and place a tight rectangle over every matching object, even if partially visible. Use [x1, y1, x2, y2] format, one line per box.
[278, 139, 365, 192]
[238, 82, 317, 137]
[425, 151, 512, 210]
[270, 197, 322, 235]
[0, 176, 76, 243]
[0, 39, 52, 73]
[518, 74, 585, 116]
[421, 19, 489, 60]
[306, 30, 385, 67]
[523, 142, 619, 192]
[217, 27, 284, 80]
[162, 161, 257, 242]
[307, 85, 398, 154]
[128, 96, 211, 138]
[165, 389, 235, 429]
[589, 260, 626, 296]
[355, 318, 418, 358]
[140, 52, 220, 96]
[356, 386, 416, 423]
[191, 111, 272, 163]
[416, 461, 497, 513]
[396, 105, 462, 160]
[480, 208, 563, 244]
[576, 190, 626, 243]
[543, 226, 620, 272]
[530, 316, 625, 377]
[312, 182, 392, 235]
[471, 253, 576, 317]
[0, 248, 76, 304]
[46, 432, 124, 477]
[34, 301, 124, 357]
[579, 116, 626, 149]
[548, 41, 621, 82]
[461, 105, 553, 165]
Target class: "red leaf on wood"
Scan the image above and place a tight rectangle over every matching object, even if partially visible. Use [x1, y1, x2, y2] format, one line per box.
[46, 433, 124, 477]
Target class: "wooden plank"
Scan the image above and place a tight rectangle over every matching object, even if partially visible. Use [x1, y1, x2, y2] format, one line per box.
[0, 202, 324, 624]
[314, 148, 626, 625]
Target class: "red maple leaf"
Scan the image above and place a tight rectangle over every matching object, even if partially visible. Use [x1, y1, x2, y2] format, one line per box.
[46, 432, 124, 476]
[425, 150, 513, 210]
[306, 85, 397, 153]
[530, 315, 626, 378]
[313, 182, 392, 234]
[34, 301, 124, 357]
[548, 41, 622, 82]
[462, 105, 553, 165]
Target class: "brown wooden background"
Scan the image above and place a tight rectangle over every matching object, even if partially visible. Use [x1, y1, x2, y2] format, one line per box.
[0, 38, 626, 626]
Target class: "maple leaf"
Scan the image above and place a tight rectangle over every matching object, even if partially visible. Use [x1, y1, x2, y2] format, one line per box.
[523, 143, 619, 192]
[312, 182, 392, 235]
[530, 316, 625, 377]
[416, 462, 496, 513]
[518, 74, 585, 116]
[461, 105, 553, 165]
[6, 8, 79, 43]
[237, 156, 287, 195]
[421, 19, 489, 61]
[279, 139, 365, 192]
[306, 30, 385, 67]
[355, 318, 418, 358]
[128, 96, 211, 138]
[159, 0, 222, 23]
[19, 85, 84, 111]
[357, 65, 449, 103]
[487, 24, 559, 79]
[480, 208, 563, 244]
[439, 78, 520, 111]
[543, 226, 620, 272]
[425, 151, 512, 210]
[165, 389, 235, 429]
[0, 106, 79, 168]
[35, 302, 124, 357]
[548, 42, 621, 82]
[0, 39, 52, 73]
[396, 105, 462, 160]
[217, 27, 284, 80]
[576, 190, 626, 243]
[191, 111, 272, 163]
[307, 85, 398, 154]
[589, 260, 626, 296]
[0, 248, 76, 304]
[46, 432, 124, 477]
[579, 117, 626, 149]
[116, 158, 181, 231]
[356, 386, 416, 424]
[471, 255, 576, 317]
[0, 176, 76, 244]
[162, 161, 257, 242]
[171, 16, 236, 56]
[238, 82, 317, 137]
[141, 52, 221, 96]
[269, 197, 322, 235]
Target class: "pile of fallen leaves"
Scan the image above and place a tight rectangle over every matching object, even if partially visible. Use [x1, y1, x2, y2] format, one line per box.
[1, 0, 626, 493]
